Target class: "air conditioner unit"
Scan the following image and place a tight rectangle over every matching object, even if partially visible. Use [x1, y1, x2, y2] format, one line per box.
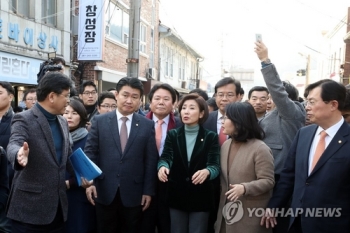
[147, 68, 157, 80]
[181, 81, 187, 89]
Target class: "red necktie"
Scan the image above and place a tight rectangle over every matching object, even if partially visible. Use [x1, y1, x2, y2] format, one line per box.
[311, 130, 327, 171]
[156, 119, 164, 152]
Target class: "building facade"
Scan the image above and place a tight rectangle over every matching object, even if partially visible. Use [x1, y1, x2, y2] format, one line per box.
[158, 24, 203, 94]
[0, 0, 71, 105]
[73, 0, 159, 95]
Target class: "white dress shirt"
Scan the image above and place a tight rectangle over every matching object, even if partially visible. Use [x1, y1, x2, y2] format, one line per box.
[116, 109, 133, 137]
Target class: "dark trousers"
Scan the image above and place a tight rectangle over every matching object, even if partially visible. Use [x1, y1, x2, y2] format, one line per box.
[141, 181, 170, 233]
[288, 217, 303, 233]
[207, 177, 220, 233]
[95, 190, 142, 233]
[11, 206, 64, 233]
[273, 174, 291, 233]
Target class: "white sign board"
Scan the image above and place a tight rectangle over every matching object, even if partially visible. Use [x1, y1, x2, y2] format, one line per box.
[77, 0, 105, 61]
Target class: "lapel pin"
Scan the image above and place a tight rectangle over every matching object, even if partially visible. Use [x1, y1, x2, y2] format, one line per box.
[338, 140, 342, 144]
[201, 138, 203, 141]
[136, 124, 138, 126]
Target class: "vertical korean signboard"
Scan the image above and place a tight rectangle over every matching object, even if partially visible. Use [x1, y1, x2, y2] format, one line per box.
[77, 0, 105, 61]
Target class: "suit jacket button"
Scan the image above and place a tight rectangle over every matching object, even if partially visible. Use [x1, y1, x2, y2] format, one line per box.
[185, 177, 190, 181]
[117, 174, 120, 177]
[305, 182, 309, 185]
[120, 161, 123, 164]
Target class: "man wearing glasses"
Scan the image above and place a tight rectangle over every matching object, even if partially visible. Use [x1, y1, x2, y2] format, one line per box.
[97, 91, 117, 115]
[202, 77, 241, 233]
[79, 81, 98, 122]
[6, 72, 73, 232]
[23, 89, 37, 110]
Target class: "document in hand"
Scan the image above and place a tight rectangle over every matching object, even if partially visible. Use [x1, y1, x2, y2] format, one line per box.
[69, 148, 102, 186]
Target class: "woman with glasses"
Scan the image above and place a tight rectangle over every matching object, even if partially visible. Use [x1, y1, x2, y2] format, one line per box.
[63, 98, 96, 233]
[215, 102, 274, 233]
[158, 94, 220, 233]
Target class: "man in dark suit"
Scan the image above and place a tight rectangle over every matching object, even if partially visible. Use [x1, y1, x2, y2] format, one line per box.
[142, 83, 182, 233]
[202, 77, 241, 233]
[85, 77, 159, 233]
[261, 79, 350, 233]
[6, 72, 73, 232]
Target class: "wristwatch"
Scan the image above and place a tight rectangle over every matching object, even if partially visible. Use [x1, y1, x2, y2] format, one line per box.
[261, 58, 271, 66]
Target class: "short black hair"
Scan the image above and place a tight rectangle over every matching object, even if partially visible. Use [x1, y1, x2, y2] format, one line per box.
[79, 80, 97, 94]
[107, 88, 116, 91]
[189, 88, 209, 101]
[116, 77, 143, 97]
[304, 79, 346, 111]
[23, 88, 36, 101]
[206, 97, 218, 111]
[36, 72, 72, 102]
[225, 102, 265, 142]
[178, 93, 209, 125]
[239, 87, 245, 95]
[13, 106, 23, 113]
[0, 81, 14, 95]
[52, 57, 66, 66]
[214, 77, 241, 96]
[282, 81, 299, 101]
[67, 98, 88, 129]
[248, 86, 269, 99]
[98, 91, 116, 106]
[148, 83, 176, 104]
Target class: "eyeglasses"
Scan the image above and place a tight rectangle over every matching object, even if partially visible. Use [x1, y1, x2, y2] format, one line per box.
[58, 93, 71, 100]
[216, 93, 236, 99]
[83, 91, 97, 96]
[26, 98, 37, 101]
[100, 105, 117, 110]
[304, 99, 329, 107]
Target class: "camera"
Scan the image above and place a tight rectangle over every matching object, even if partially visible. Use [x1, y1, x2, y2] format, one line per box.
[37, 59, 63, 83]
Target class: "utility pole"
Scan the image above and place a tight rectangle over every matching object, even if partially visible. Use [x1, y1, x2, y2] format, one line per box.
[126, 0, 141, 78]
[305, 54, 311, 87]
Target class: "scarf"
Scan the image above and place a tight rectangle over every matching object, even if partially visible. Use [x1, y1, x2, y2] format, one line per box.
[70, 127, 88, 144]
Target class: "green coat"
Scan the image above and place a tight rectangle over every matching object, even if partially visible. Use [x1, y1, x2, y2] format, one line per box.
[158, 125, 220, 212]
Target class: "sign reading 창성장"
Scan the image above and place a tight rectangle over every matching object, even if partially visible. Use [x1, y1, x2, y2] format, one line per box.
[77, 0, 105, 61]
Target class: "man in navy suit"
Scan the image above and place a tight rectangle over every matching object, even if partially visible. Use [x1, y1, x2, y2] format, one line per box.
[202, 77, 241, 233]
[85, 77, 158, 233]
[261, 79, 350, 233]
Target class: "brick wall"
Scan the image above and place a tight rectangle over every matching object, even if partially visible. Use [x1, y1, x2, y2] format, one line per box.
[73, 0, 160, 95]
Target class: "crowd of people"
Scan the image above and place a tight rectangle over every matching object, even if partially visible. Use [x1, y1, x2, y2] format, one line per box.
[1, 41, 350, 233]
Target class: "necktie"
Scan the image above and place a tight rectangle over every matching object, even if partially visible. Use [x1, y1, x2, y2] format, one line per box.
[311, 130, 327, 171]
[120, 117, 128, 153]
[156, 119, 164, 152]
[219, 117, 227, 146]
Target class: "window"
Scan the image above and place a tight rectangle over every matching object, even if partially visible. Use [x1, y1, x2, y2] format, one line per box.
[42, 0, 57, 26]
[105, 2, 129, 45]
[165, 46, 169, 76]
[150, 28, 154, 67]
[11, 0, 33, 18]
[170, 49, 173, 77]
[140, 24, 146, 53]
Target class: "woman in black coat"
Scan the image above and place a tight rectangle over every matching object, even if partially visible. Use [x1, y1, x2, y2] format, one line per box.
[158, 94, 220, 233]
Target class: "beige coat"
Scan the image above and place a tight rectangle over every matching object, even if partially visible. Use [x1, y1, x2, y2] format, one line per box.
[215, 139, 275, 233]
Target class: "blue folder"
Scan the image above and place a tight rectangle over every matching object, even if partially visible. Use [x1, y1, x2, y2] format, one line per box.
[69, 148, 102, 186]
